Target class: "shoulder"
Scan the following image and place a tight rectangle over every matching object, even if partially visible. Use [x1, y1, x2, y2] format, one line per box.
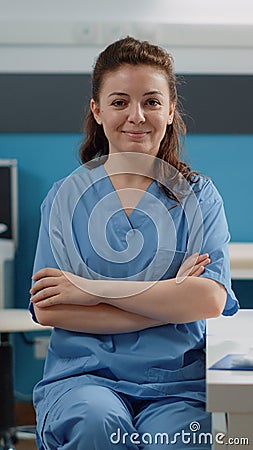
[41, 165, 93, 210]
[190, 176, 223, 205]
[41, 177, 66, 210]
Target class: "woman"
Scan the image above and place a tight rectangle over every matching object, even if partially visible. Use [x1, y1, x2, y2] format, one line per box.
[30, 37, 238, 449]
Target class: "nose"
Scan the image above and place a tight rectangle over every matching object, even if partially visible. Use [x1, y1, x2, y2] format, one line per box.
[127, 102, 145, 124]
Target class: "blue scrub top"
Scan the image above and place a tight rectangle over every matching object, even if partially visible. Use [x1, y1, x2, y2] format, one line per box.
[30, 162, 238, 435]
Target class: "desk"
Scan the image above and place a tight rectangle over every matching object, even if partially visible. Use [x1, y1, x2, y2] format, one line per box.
[207, 310, 253, 449]
[0, 309, 51, 450]
[229, 243, 253, 279]
[0, 308, 50, 332]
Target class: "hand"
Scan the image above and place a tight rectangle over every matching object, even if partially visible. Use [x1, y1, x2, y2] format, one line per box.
[30, 267, 100, 308]
[176, 253, 210, 283]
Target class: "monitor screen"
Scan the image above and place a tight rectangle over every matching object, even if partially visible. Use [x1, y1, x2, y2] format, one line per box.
[0, 160, 17, 243]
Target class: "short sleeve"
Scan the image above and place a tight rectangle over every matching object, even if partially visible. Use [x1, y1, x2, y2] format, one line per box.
[29, 182, 63, 322]
[195, 180, 239, 316]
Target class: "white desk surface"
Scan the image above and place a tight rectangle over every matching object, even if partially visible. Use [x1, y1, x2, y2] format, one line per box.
[229, 243, 253, 279]
[207, 309, 253, 413]
[0, 308, 51, 332]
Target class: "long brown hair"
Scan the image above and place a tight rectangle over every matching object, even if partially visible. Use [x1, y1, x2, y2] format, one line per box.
[79, 36, 199, 196]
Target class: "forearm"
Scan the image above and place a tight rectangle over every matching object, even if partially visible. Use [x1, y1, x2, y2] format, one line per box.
[31, 260, 226, 325]
[34, 303, 164, 333]
[92, 276, 226, 323]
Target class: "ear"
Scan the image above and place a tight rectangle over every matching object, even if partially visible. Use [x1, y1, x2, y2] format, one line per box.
[168, 102, 175, 125]
[90, 99, 102, 125]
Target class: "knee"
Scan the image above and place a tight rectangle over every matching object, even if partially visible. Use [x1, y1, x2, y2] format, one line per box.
[64, 385, 130, 435]
[62, 386, 132, 447]
[71, 386, 123, 425]
[43, 385, 133, 449]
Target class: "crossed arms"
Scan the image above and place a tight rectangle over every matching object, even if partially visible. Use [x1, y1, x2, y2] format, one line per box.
[30, 253, 226, 333]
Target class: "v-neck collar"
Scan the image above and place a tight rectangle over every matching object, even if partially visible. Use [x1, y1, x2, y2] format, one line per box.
[100, 163, 157, 223]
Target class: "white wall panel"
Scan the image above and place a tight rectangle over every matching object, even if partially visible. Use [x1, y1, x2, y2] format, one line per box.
[0, 0, 253, 23]
[0, 0, 253, 73]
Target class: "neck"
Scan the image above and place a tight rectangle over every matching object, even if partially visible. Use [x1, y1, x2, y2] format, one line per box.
[104, 152, 155, 187]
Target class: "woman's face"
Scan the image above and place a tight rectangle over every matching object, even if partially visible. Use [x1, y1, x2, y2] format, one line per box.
[91, 64, 175, 157]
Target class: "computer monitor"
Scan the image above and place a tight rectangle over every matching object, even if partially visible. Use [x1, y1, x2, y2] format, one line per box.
[0, 159, 18, 244]
[0, 159, 17, 308]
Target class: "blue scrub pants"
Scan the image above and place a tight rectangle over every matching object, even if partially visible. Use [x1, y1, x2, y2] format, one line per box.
[40, 385, 212, 449]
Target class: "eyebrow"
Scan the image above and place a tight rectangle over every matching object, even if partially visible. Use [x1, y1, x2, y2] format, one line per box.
[108, 90, 164, 98]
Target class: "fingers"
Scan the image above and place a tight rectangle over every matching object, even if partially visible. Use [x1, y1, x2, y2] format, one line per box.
[30, 286, 60, 305]
[176, 252, 211, 283]
[178, 253, 209, 275]
[33, 293, 61, 308]
[32, 267, 62, 281]
[196, 253, 210, 264]
[190, 265, 206, 277]
[181, 253, 199, 271]
[30, 269, 88, 308]
[189, 254, 210, 277]
[30, 276, 60, 295]
[30, 269, 63, 306]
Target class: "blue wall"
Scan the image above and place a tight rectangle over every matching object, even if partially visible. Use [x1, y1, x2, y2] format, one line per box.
[0, 133, 252, 398]
[185, 135, 253, 242]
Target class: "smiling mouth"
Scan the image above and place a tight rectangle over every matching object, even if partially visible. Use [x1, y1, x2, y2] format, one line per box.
[122, 131, 150, 138]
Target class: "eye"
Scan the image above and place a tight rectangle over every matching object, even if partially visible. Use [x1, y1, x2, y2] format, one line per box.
[111, 99, 127, 107]
[146, 99, 161, 107]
